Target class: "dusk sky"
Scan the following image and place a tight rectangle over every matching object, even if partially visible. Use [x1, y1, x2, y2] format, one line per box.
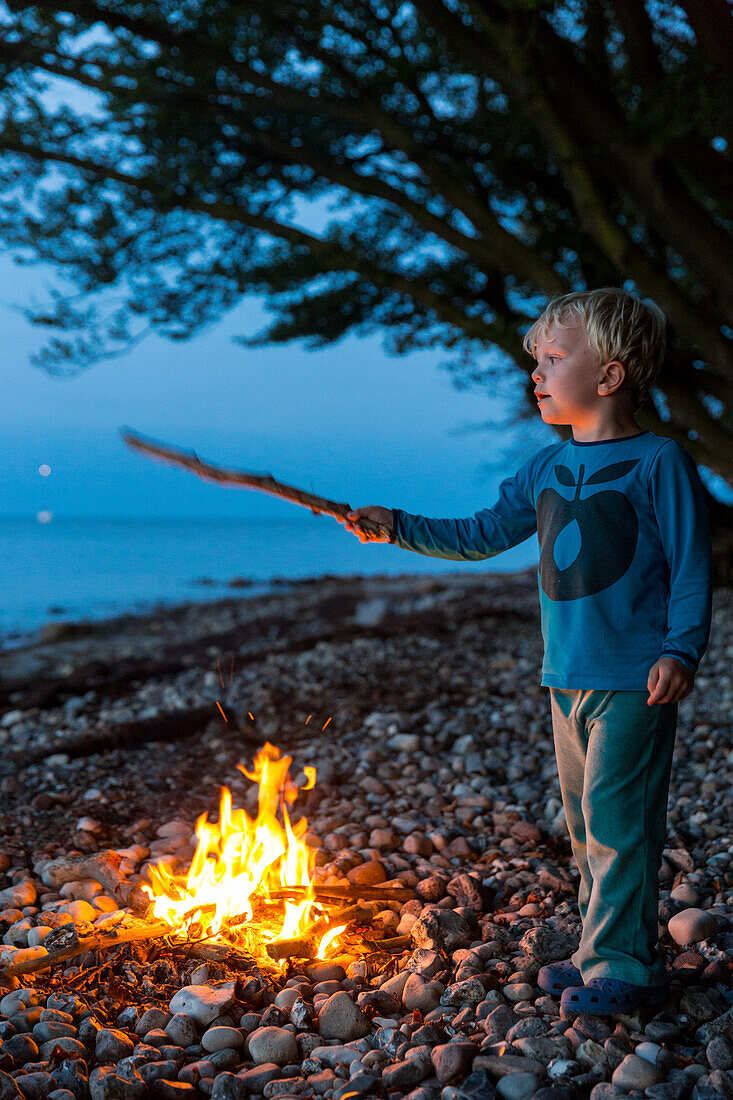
[1, 245, 553, 523]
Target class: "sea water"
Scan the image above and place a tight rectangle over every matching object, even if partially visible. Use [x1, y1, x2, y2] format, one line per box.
[0, 515, 539, 645]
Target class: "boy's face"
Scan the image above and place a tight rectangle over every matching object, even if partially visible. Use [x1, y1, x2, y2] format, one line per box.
[531, 321, 620, 425]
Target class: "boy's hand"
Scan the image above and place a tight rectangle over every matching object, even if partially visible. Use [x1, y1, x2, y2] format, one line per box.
[338, 506, 394, 543]
[647, 656, 694, 705]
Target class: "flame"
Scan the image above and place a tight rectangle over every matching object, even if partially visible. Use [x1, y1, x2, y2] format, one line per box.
[144, 743, 343, 957]
[317, 924, 347, 958]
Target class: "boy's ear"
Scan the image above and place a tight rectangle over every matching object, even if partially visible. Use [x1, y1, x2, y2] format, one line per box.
[597, 359, 627, 396]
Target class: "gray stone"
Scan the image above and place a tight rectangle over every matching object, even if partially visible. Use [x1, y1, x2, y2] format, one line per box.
[3, 1034, 40, 1065]
[460, 1068, 498, 1099]
[151, 1084, 196, 1100]
[96, 1030, 135, 1065]
[308, 1046, 365, 1069]
[519, 927, 579, 964]
[495, 1074, 542, 1100]
[382, 1061, 431, 1090]
[14, 1073, 56, 1100]
[135, 1010, 169, 1037]
[611, 1054, 661, 1090]
[1, 989, 41, 1017]
[235, 1065, 280, 1092]
[163, 1015, 197, 1048]
[88, 1068, 145, 1100]
[506, 1019, 550, 1043]
[707, 1070, 733, 1099]
[484, 1005, 519, 1041]
[316, 992, 370, 1042]
[515, 1036, 575, 1065]
[697, 1009, 733, 1045]
[168, 985, 235, 1028]
[209, 1073, 249, 1100]
[201, 1028, 243, 1053]
[139, 1062, 178, 1086]
[0, 1072, 22, 1100]
[247, 1027, 298, 1066]
[403, 975, 443, 1014]
[411, 910, 476, 952]
[40, 1039, 87, 1062]
[707, 1037, 733, 1071]
[441, 978, 486, 1008]
[431, 1042, 478, 1085]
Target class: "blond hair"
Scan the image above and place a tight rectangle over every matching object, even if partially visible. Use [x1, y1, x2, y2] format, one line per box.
[523, 287, 666, 410]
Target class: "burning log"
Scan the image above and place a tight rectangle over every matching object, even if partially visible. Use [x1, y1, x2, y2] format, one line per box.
[0, 914, 172, 978]
[120, 429, 392, 541]
[268, 884, 414, 904]
[39, 850, 151, 914]
[265, 904, 371, 960]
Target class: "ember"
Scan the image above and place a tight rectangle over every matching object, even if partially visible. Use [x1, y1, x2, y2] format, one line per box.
[144, 743, 343, 962]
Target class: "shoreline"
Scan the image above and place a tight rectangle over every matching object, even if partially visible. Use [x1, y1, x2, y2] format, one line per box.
[0, 569, 731, 1090]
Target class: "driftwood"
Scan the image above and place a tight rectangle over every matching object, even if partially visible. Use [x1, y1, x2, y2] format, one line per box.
[120, 429, 393, 541]
[373, 934, 412, 952]
[268, 885, 414, 904]
[0, 915, 172, 978]
[39, 851, 151, 914]
[265, 904, 371, 960]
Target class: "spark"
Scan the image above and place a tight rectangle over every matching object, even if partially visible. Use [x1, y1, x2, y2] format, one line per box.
[217, 658, 225, 689]
[305, 715, 312, 725]
[322, 717, 332, 731]
[216, 701, 228, 723]
[248, 712, 255, 721]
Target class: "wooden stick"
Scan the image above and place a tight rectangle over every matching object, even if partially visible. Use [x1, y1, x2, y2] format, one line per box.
[373, 934, 412, 952]
[120, 429, 393, 541]
[39, 851, 151, 914]
[265, 904, 371, 960]
[0, 916, 172, 978]
[267, 885, 414, 904]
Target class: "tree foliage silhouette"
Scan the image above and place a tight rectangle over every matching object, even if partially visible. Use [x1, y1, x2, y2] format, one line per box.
[1, 0, 731, 573]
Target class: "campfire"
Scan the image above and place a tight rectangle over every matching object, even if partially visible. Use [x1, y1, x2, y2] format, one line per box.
[0, 743, 413, 988]
[144, 742, 353, 963]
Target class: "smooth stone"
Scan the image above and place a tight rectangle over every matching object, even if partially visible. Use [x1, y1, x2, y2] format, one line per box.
[403, 974, 443, 1014]
[201, 1027, 243, 1053]
[1, 989, 41, 1016]
[151, 1084, 196, 1100]
[382, 1061, 431, 1090]
[612, 1053, 661, 1090]
[519, 927, 579, 964]
[169, 985, 235, 1028]
[496, 1076, 542, 1100]
[89, 1067, 145, 1100]
[209, 1074, 248, 1100]
[308, 1046, 367, 1069]
[669, 883, 699, 906]
[431, 1042, 478, 1085]
[706, 1037, 733, 1071]
[3, 1034, 41, 1064]
[503, 984, 534, 1005]
[667, 908, 718, 946]
[139, 1062, 178, 1086]
[316, 992, 370, 1041]
[96, 1029, 135, 1064]
[0, 1072, 22, 1100]
[135, 1009, 169, 1036]
[235, 1065, 280, 1092]
[247, 1027, 299, 1066]
[164, 1016, 197, 1048]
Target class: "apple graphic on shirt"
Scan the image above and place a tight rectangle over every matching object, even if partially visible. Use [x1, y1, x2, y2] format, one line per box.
[537, 459, 640, 601]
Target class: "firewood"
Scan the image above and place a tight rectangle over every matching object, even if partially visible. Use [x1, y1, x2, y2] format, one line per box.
[120, 429, 393, 541]
[265, 904, 371, 960]
[372, 934, 412, 952]
[268, 884, 414, 904]
[39, 851, 151, 914]
[0, 915, 172, 978]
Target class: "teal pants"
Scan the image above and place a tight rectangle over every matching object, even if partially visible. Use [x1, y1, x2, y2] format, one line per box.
[549, 688, 678, 986]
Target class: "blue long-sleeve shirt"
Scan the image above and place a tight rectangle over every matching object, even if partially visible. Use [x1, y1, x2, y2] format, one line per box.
[392, 430, 713, 689]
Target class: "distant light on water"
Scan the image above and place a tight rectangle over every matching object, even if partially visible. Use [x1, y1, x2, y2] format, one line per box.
[36, 510, 53, 524]
[38, 465, 52, 477]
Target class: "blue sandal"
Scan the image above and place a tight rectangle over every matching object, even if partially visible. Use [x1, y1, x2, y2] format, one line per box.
[560, 977, 669, 1015]
[537, 959, 583, 995]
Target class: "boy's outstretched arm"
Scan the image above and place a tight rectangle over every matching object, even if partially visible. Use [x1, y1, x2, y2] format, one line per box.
[339, 463, 537, 561]
[646, 441, 714, 705]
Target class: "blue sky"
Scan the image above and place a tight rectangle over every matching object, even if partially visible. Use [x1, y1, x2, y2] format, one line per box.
[1, 246, 554, 520]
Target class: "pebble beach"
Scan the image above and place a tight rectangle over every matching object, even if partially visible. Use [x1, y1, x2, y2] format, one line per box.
[0, 569, 731, 1100]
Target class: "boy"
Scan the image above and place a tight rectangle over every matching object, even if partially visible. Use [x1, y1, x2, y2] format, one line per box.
[339, 288, 714, 1016]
